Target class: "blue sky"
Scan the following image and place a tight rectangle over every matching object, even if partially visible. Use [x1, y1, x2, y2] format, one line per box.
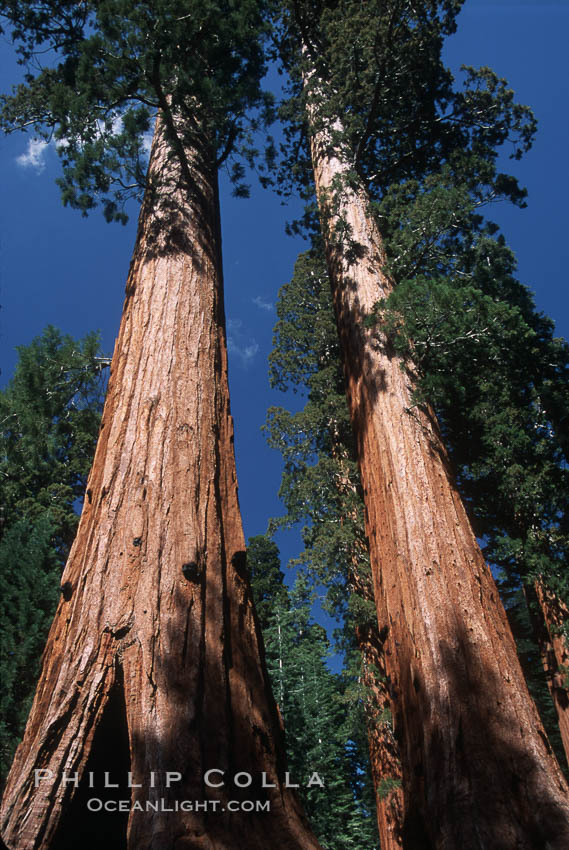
[1, 1, 568, 630]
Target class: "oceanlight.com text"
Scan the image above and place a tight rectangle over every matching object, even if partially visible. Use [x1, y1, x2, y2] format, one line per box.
[86, 798, 271, 813]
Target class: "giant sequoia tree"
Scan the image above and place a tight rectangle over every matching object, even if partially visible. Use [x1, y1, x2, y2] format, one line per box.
[266, 248, 405, 850]
[267, 241, 569, 844]
[274, 1, 569, 846]
[0, 4, 322, 849]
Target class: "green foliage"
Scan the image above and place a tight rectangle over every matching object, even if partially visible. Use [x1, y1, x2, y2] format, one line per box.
[1, 326, 106, 554]
[377, 776, 402, 801]
[263, 245, 390, 818]
[263, 248, 385, 838]
[0, 0, 273, 220]
[247, 536, 379, 849]
[503, 584, 567, 772]
[265, 248, 370, 627]
[275, 1, 535, 223]
[268, 234, 569, 744]
[271, 0, 568, 657]
[374, 242, 569, 621]
[0, 327, 105, 779]
[246, 534, 288, 632]
[0, 517, 59, 778]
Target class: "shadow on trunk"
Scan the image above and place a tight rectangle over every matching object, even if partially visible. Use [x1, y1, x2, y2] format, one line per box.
[333, 277, 452, 473]
[50, 671, 130, 850]
[3, 556, 314, 850]
[399, 621, 569, 849]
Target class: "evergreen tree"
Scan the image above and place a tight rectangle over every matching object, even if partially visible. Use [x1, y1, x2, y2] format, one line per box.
[373, 227, 569, 762]
[0, 0, 272, 220]
[0, 328, 106, 780]
[247, 534, 288, 633]
[0, 326, 106, 553]
[266, 241, 569, 818]
[0, 5, 322, 849]
[265, 246, 406, 846]
[247, 536, 379, 850]
[0, 518, 59, 781]
[270, 0, 569, 845]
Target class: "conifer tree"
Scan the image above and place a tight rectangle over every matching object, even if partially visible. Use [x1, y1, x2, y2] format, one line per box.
[0, 326, 106, 554]
[0, 328, 106, 779]
[0, 4, 321, 848]
[0, 519, 59, 781]
[272, 1, 569, 845]
[266, 250, 405, 848]
[247, 536, 380, 850]
[373, 223, 569, 763]
[266, 242, 569, 835]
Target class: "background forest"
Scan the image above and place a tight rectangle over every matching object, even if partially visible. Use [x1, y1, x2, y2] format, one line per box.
[1, 2, 568, 849]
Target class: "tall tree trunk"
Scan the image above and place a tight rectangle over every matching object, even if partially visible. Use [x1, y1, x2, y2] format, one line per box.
[0, 117, 322, 850]
[354, 620, 403, 849]
[526, 582, 569, 765]
[307, 110, 569, 847]
[336, 458, 404, 848]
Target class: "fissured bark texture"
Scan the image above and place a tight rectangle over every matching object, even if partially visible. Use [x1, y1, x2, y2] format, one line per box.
[308, 122, 569, 848]
[0, 119, 322, 850]
[338, 467, 404, 849]
[354, 619, 403, 849]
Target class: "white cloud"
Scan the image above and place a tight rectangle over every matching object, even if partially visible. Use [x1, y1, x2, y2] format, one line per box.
[252, 295, 274, 312]
[17, 114, 124, 176]
[55, 136, 70, 151]
[228, 339, 259, 366]
[227, 318, 259, 367]
[16, 139, 50, 173]
[15, 115, 152, 181]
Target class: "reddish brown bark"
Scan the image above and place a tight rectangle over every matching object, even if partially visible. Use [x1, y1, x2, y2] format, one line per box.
[526, 582, 569, 765]
[307, 115, 569, 847]
[335, 459, 404, 848]
[0, 118, 322, 850]
[354, 620, 403, 849]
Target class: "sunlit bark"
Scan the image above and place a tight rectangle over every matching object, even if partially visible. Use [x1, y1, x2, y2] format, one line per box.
[0, 117, 322, 850]
[307, 103, 569, 847]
